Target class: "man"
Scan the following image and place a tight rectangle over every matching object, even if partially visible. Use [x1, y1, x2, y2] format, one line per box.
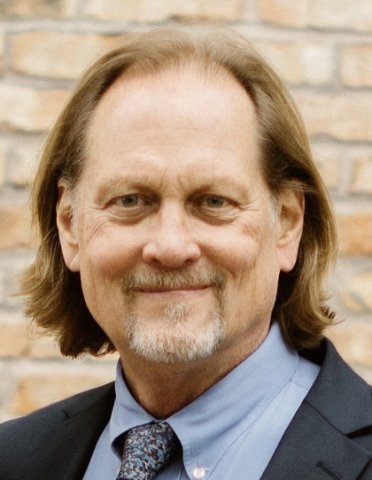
[0, 28, 371, 480]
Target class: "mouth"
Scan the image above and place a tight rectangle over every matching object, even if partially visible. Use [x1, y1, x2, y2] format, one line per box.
[137, 285, 211, 294]
[121, 269, 226, 298]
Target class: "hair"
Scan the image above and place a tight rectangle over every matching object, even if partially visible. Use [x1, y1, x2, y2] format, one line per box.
[21, 27, 337, 357]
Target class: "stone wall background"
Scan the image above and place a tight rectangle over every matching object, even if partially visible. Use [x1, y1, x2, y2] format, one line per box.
[0, 0, 371, 421]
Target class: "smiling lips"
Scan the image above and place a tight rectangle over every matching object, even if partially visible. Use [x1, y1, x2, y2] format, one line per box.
[137, 285, 210, 294]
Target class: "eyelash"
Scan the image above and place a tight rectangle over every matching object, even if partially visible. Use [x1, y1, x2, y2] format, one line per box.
[113, 194, 232, 208]
[109, 193, 236, 223]
[198, 195, 230, 209]
[114, 194, 148, 208]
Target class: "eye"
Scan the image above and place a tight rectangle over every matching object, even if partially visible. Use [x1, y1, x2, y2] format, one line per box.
[116, 194, 143, 208]
[193, 194, 238, 223]
[200, 195, 230, 208]
[108, 193, 155, 221]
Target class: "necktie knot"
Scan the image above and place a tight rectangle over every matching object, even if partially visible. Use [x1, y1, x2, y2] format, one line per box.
[117, 422, 177, 480]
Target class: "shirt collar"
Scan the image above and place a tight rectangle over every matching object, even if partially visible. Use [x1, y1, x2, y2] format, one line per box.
[109, 322, 299, 477]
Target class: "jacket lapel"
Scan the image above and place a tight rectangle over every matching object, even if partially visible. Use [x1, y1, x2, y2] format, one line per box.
[261, 341, 372, 480]
[35, 383, 115, 480]
[261, 403, 371, 479]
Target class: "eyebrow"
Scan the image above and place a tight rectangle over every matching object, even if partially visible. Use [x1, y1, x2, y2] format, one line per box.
[92, 174, 254, 211]
[97, 171, 250, 191]
[93, 175, 155, 202]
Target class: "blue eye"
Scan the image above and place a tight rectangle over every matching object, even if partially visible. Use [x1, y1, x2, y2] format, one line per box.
[109, 192, 154, 221]
[203, 196, 227, 208]
[118, 194, 141, 207]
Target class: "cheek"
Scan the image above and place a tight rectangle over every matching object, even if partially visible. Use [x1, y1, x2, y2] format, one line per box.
[79, 228, 142, 279]
[77, 241, 129, 328]
[207, 224, 263, 276]
[211, 224, 280, 299]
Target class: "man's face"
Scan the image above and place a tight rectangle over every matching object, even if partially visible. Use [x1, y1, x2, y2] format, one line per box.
[57, 65, 303, 365]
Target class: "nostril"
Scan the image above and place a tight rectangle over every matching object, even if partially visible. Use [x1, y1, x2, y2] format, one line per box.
[142, 238, 201, 268]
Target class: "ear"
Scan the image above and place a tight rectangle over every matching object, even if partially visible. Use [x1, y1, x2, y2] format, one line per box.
[56, 180, 80, 272]
[276, 189, 304, 273]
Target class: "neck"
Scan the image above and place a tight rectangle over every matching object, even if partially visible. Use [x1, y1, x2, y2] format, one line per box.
[118, 328, 269, 418]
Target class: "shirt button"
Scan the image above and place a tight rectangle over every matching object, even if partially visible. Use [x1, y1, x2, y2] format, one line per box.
[193, 467, 207, 479]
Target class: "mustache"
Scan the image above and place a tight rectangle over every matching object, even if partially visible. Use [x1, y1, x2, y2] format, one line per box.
[120, 268, 226, 293]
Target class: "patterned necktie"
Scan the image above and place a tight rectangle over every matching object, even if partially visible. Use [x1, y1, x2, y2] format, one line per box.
[116, 422, 177, 480]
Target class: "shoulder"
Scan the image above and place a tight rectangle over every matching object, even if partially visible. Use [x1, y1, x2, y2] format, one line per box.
[0, 382, 115, 437]
[261, 339, 372, 479]
[303, 339, 372, 447]
[0, 383, 115, 479]
[305, 338, 372, 400]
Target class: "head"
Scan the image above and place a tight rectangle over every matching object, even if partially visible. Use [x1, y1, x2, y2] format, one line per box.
[22, 28, 337, 358]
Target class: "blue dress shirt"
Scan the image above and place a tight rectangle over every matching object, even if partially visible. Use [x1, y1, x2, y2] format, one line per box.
[83, 323, 320, 479]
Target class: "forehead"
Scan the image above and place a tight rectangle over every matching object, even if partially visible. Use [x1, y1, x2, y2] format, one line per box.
[89, 62, 256, 134]
[83, 63, 262, 186]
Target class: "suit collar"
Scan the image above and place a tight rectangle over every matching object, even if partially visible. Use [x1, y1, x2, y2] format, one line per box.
[304, 340, 372, 435]
[261, 339, 372, 480]
[49, 383, 115, 480]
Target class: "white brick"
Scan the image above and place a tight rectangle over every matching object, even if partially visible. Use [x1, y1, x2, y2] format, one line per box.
[341, 44, 372, 87]
[84, 0, 244, 22]
[259, 0, 308, 27]
[8, 136, 43, 187]
[0, 141, 6, 189]
[294, 91, 372, 142]
[256, 40, 333, 85]
[309, 0, 372, 31]
[0, 0, 75, 17]
[12, 32, 119, 80]
[0, 85, 70, 132]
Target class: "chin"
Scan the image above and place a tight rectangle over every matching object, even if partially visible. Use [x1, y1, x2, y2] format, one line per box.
[126, 315, 225, 364]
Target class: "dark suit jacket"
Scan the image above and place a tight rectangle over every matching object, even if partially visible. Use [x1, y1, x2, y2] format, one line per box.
[0, 340, 371, 479]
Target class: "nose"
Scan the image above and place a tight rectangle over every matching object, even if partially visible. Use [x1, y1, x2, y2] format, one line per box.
[142, 203, 201, 268]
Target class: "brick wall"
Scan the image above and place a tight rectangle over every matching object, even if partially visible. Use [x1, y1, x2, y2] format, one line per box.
[1, 0, 371, 422]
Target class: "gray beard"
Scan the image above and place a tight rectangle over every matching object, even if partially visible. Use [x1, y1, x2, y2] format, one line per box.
[120, 268, 226, 363]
